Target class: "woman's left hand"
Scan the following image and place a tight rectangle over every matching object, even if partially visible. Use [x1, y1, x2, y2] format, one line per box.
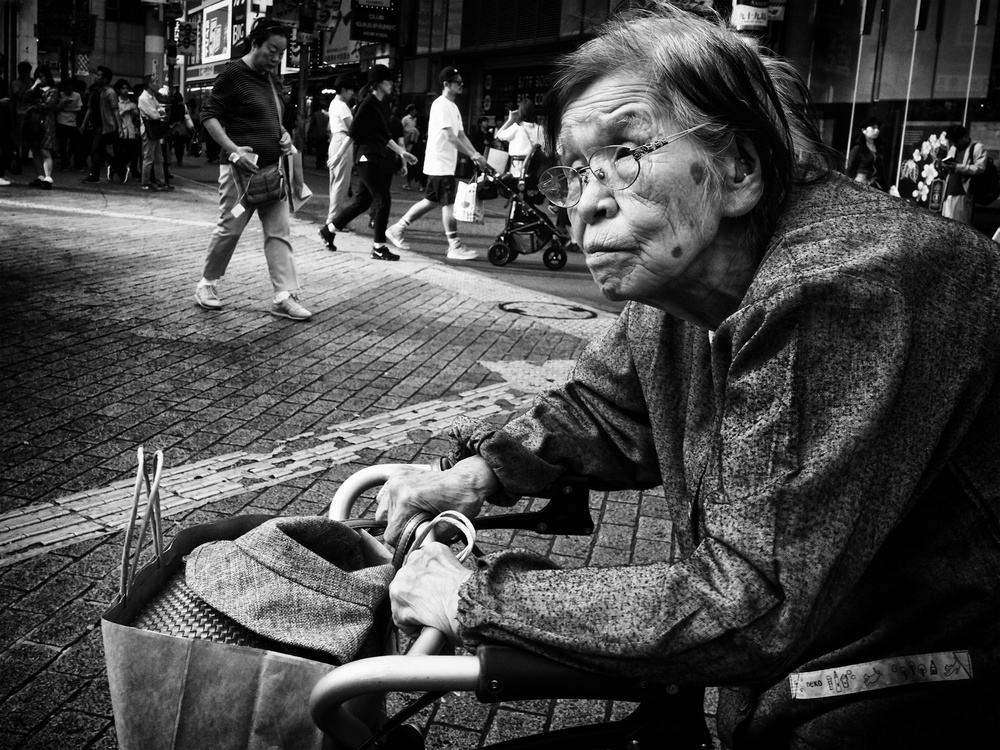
[390, 542, 473, 642]
[279, 130, 293, 155]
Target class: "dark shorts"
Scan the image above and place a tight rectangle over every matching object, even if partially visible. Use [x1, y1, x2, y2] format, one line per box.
[424, 175, 457, 205]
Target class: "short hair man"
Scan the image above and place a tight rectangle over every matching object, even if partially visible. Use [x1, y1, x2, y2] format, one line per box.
[193, 19, 311, 321]
[385, 66, 487, 260]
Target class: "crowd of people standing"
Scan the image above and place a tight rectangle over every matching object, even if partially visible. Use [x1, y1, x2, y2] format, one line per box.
[0, 57, 198, 191]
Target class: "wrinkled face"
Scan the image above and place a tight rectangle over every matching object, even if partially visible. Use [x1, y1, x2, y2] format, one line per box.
[250, 33, 286, 74]
[558, 73, 727, 309]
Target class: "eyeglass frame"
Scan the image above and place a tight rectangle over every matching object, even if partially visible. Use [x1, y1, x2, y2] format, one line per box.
[447, 78, 465, 86]
[538, 123, 709, 208]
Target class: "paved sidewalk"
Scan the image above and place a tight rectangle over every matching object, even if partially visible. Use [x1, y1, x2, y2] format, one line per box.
[0, 174, 715, 748]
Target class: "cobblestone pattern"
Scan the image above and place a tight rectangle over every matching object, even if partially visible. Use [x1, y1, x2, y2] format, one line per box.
[0, 182, 718, 748]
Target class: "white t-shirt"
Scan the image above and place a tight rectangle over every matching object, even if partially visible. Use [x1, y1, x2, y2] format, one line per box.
[423, 95, 464, 176]
[328, 98, 352, 137]
[496, 121, 541, 159]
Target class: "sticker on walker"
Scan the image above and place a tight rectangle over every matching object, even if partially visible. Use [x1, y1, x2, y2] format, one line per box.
[788, 651, 972, 700]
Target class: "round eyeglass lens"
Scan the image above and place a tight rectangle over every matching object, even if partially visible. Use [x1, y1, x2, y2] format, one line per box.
[590, 145, 641, 190]
[539, 167, 584, 208]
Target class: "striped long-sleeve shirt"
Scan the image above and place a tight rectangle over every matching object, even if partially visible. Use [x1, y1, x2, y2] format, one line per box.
[201, 60, 284, 168]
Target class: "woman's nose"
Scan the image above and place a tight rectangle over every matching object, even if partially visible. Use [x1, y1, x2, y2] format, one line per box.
[573, 177, 617, 225]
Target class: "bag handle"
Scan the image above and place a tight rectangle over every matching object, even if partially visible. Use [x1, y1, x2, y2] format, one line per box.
[118, 446, 165, 601]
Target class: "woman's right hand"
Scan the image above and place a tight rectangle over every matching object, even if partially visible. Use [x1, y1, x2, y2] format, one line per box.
[375, 456, 499, 546]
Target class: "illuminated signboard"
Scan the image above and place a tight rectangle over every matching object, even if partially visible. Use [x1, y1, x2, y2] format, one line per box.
[202, 0, 233, 64]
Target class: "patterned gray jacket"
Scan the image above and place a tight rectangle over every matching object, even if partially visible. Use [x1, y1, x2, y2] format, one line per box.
[454, 173, 1000, 747]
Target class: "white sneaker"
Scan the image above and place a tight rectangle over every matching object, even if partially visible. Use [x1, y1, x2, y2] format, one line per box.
[0, 177, 10, 186]
[385, 223, 411, 251]
[194, 285, 222, 310]
[446, 244, 477, 261]
[271, 294, 312, 321]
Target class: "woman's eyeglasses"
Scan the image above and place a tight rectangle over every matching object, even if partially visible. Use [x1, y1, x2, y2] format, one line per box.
[538, 124, 708, 208]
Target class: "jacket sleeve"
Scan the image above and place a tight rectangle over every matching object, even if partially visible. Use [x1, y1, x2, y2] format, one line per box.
[455, 304, 664, 497]
[959, 142, 988, 177]
[458, 275, 930, 687]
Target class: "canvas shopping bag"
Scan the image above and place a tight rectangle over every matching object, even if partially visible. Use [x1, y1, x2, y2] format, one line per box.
[453, 179, 484, 224]
[102, 448, 391, 750]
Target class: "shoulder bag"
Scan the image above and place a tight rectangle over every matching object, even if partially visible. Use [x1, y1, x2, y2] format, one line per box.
[236, 79, 286, 208]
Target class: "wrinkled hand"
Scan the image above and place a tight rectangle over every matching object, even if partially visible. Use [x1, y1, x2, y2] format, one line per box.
[390, 542, 472, 641]
[375, 456, 497, 546]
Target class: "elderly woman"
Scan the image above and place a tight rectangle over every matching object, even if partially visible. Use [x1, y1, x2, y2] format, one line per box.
[381, 7, 998, 749]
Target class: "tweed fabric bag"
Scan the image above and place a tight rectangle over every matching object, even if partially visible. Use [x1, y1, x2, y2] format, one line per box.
[185, 516, 395, 664]
[102, 450, 392, 750]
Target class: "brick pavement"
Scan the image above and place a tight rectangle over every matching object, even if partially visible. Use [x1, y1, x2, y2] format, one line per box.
[0, 173, 717, 749]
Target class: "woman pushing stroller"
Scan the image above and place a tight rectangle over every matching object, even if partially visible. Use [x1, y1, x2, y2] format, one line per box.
[378, 5, 1000, 749]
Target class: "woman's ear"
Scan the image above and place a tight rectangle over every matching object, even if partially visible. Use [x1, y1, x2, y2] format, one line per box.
[722, 138, 764, 218]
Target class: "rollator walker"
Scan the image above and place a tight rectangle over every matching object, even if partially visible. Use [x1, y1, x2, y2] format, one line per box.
[311, 461, 713, 750]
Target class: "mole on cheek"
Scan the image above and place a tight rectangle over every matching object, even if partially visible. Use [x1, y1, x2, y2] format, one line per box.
[672, 246, 684, 258]
[689, 162, 706, 184]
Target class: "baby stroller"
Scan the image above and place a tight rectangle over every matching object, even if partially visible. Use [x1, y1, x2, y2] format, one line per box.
[482, 146, 579, 271]
[309, 462, 714, 750]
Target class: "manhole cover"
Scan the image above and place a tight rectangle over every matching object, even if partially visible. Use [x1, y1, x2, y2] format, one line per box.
[499, 301, 598, 319]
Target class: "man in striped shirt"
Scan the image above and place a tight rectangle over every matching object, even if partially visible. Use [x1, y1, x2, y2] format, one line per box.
[193, 19, 311, 321]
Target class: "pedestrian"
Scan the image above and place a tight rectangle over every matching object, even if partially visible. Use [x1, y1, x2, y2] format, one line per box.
[70, 78, 89, 171]
[80, 66, 123, 184]
[308, 95, 328, 170]
[939, 123, 987, 225]
[385, 66, 488, 260]
[138, 76, 168, 191]
[318, 65, 417, 261]
[319, 73, 355, 244]
[23, 64, 58, 189]
[495, 99, 544, 177]
[0, 53, 14, 185]
[116, 79, 140, 182]
[379, 6, 999, 749]
[401, 103, 420, 189]
[167, 92, 191, 166]
[10, 61, 33, 171]
[55, 80, 82, 172]
[368, 105, 407, 229]
[193, 18, 312, 321]
[468, 115, 493, 155]
[845, 116, 885, 190]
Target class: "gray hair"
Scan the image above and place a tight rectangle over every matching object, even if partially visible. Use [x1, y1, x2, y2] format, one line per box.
[545, 5, 834, 257]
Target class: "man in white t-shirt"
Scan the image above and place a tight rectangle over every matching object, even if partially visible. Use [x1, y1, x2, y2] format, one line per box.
[320, 73, 356, 249]
[385, 66, 487, 260]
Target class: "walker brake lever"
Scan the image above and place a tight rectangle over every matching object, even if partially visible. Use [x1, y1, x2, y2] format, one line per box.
[473, 474, 594, 536]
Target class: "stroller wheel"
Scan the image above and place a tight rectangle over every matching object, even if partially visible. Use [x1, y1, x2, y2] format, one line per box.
[488, 242, 515, 266]
[542, 246, 568, 270]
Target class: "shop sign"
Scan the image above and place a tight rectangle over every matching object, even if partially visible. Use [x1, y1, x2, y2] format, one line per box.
[351, 1, 397, 43]
[188, 60, 231, 81]
[732, 1, 769, 31]
[322, 7, 361, 66]
[202, 0, 233, 64]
